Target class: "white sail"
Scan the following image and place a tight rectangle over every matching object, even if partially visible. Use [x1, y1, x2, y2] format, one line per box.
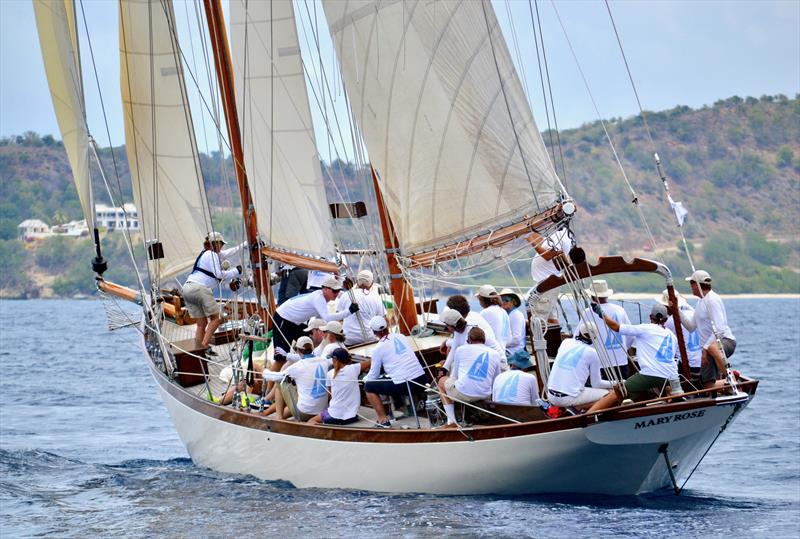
[230, 0, 334, 258]
[32, 0, 93, 229]
[119, 0, 212, 279]
[323, 0, 563, 255]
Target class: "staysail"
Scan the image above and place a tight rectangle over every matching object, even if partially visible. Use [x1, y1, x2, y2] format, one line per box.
[323, 0, 563, 255]
[230, 0, 335, 258]
[119, 0, 213, 279]
[32, 0, 94, 229]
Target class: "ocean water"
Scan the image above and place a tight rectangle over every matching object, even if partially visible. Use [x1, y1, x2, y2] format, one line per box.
[1, 298, 798, 538]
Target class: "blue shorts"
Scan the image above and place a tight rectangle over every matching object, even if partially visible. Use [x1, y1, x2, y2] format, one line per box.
[364, 373, 429, 397]
[320, 409, 358, 425]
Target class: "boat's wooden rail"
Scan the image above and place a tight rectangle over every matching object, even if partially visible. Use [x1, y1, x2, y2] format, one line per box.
[535, 256, 669, 294]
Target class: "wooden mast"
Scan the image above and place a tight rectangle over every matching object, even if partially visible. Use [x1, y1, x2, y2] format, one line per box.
[666, 285, 691, 378]
[371, 166, 417, 335]
[202, 0, 273, 321]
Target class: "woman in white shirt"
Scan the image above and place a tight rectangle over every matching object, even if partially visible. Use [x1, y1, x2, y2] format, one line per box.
[309, 348, 371, 426]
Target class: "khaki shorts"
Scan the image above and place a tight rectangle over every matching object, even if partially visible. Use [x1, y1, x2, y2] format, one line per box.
[278, 381, 316, 421]
[183, 282, 218, 318]
[444, 377, 485, 403]
[531, 287, 560, 320]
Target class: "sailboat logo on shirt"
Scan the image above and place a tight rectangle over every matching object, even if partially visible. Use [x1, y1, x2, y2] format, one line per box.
[311, 364, 327, 398]
[496, 373, 519, 402]
[655, 335, 675, 364]
[557, 345, 583, 370]
[603, 313, 622, 349]
[393, 337, 407, 355]
[467, 353, 490, 381]
[686, 330, 700, 352]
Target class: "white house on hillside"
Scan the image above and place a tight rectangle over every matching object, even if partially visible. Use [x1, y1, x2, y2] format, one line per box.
[18, 219, 51, 241]
[95, 203, 140, 231]
[51, 219, 89, 237]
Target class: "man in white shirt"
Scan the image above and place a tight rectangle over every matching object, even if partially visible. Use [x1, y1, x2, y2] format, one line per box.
[303, 317, 327, 357]
[499, 288, 527, 354]
[546, 323, 612, 409]
[273, 337, 329, 421]
[656, 290, 702, 378]
[575, 280, 633, 379]
[492, 351, 539, 406]
[318, 321, 346, 368]
[437, 327, 502, 427]
[678, 270, 736, 388]
[476, 284, 511, 353]
[182, 231, 242, 348]
[363, 316, 429, 427]
[335, 270, 387, 346]
[587, 304, 679, 413]
[440, 295, 507, 372]
[528, 228, 572, 324]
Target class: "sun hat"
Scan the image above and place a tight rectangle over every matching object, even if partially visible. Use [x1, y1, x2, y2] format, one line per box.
[585, 279, 613, 298]
[499, 288, 522, 308]
[685, 269, 712, 284]
[304, 318, 326, 332]
[650, 304, 669, 322]
[475, 284, 499, 299]
[440, 308, 464, 327]
[206, 231, 227, 244]
[655, 289, 687, 307]
[507, 350, 533, 369]
[322, 276, 342, 290]
[322, 321, 344, 336]
[356, 269, 374, 285]
[368, 316, 388, 332]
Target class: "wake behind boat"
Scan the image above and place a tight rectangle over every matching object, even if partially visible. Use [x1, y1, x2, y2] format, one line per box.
[33, 0, 757, 496]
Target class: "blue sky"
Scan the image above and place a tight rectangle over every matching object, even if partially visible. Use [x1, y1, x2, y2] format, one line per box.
[1, 0, 798, 155]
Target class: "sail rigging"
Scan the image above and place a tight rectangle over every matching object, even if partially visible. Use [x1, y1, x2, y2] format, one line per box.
[322, 0, 564, 256]
[230, 0, 335, 259]
[119, 0, 214, 280]
[32, 0, 94, 229]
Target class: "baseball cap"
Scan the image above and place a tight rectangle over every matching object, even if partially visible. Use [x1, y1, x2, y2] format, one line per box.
[206, 231, 227, 244]
[304, 318, 326, 332]
[685, 269, 712, 284]
[295, 336, 313, 349]
[322, 276, 342, 290]
[440, 307, 463, 327]
[356, 269, 374, 285]
[650, 304, 669, 322]
[475, 284, 499, 299]
[368, 316, 388, 332]
[331, 347, 350, 362]
[322, 321, 344, 335]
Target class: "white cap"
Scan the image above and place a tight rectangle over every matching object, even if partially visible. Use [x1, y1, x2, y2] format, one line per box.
[304, 318, 326, 332]
[206, 231, 227, 244]
[475, 284, 499, 299]
[322, 276, 342, 290]
[356, 269, 374, 286]
[295, 336, 314, 349]
[322, 320, 344, 335]
[369, 316, 388, 332]
[440, 307, 463, 327]
[576, 322, 597, 339]
[685, 269, 712, 285]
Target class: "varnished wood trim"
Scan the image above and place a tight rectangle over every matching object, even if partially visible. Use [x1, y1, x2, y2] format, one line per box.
[535, 256, 663, 294]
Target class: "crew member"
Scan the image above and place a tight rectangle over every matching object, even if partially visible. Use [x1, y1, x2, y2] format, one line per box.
[656, 289, 702, 380]
[575, 280, 632, 379]
[476, 284, 511, 353]
[335, 270, 386, 346]
[440, 295, 506, 372]
[527, 228, 572, 324]
[546, 323, 611, 409]
[492, 351, 538, 405]
[499, 288, 526, 354]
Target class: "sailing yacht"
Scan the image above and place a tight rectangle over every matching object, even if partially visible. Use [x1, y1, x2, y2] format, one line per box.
[33, 0, 757, 496]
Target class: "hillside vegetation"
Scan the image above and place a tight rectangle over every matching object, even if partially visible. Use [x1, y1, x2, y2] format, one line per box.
[1, 94, 798, 297]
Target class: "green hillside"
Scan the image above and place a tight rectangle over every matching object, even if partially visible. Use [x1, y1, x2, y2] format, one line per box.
[1, 94, 798, 297]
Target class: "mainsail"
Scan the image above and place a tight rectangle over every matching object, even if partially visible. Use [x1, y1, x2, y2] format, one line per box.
[230, 0, 335, 259]
[33, 0, 93, 229]
[323, 0, 563, 255]
[119, 0, 213, 279]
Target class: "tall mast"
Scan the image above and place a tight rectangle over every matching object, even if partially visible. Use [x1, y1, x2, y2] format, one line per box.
[371, 166, 417, 335]
[202, 0, 273, 318]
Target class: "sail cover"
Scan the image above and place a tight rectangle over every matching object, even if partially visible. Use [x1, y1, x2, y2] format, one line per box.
[323, 0, 562, 254]
[230, 0, 335, 258]
[119, 0, 212, 279]
[33, 0, 93, 229]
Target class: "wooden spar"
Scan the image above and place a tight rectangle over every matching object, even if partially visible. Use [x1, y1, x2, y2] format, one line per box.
[202, 0, 274, 322]
[535, 256, 664, 294]
[260, 246, 340, 273]
[666, 284, 691, 378]
[371, 166, 417, 335]
[406, 204, 565, 268]
[98, 279, 177, 319]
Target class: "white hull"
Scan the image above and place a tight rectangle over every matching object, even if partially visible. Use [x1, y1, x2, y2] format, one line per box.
[151, 361, 752, 496]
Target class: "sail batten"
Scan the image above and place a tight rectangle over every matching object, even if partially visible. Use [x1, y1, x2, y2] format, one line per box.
[230, 0, 335, 258]
[323, 0, 563, 256]
[119, 0, 212, 280]
[33, 0, 93, 229]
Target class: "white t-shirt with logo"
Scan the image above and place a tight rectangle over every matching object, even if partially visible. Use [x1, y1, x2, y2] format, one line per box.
[480, 305, 511, 350]
[276, 290, 347, 325]
[326, 363, 362, 420]
[444, 312, 507, 371]
[618, 323, 679, 380]
[530, 229, 572, 283]
[666, 304, 702, 369]
[492, 370, 539, 405]
[507, 308, 527, 354]
[282, 359, 329, 415]
[365, 334, 424, 383]
[575, 303, 632, 367]
[451, 343, 502, 399]
[547, 338, 612, 397]
[335, 288, 387, 345]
